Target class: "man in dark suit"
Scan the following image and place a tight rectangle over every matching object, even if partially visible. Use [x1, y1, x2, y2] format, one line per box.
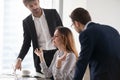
[14, 0, 63, 75]
[70, 7, 120, 80]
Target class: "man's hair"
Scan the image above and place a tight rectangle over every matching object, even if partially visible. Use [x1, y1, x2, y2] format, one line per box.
[70, 7, 91, 25]
[23, 0, 38, 5]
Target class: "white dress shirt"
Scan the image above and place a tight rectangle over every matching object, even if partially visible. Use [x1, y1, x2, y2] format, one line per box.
[33, 11, 56, 50]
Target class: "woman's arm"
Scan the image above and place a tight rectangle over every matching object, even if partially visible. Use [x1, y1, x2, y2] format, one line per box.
[34, 48, 56, 78]
[40, 51, 58, 78]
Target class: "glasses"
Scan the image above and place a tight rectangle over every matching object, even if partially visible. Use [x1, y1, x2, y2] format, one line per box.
[69, 23, 75, 29]
[70, 23, 73, 27]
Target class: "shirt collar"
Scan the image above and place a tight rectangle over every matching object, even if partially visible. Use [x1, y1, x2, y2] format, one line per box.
[32, 9, 45, 20]
[83, 21, 92, 31]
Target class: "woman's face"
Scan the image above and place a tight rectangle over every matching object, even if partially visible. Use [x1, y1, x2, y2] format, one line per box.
[53, 30, 63, 48]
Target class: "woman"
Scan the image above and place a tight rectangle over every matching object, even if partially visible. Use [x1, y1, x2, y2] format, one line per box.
[34, 26, 78, 80]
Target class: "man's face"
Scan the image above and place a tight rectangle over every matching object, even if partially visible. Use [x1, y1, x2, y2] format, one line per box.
[73, 21, 83, 33]
[25, 0, 41, 15]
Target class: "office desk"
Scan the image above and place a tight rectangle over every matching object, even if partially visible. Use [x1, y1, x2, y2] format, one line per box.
[0, 74, 51, 80]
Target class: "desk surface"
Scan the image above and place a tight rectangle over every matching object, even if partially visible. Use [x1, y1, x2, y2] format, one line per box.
[0, 74, 51, 80]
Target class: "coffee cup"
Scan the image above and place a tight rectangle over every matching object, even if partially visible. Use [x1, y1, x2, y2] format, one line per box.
[21, 70, 30, 77]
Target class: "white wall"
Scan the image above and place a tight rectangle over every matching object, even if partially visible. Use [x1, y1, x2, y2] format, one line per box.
[87, 0, 120, 32]
[63, 0, 87, 26]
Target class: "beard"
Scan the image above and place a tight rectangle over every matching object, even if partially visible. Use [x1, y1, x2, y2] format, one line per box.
[32, 8, 41, 15]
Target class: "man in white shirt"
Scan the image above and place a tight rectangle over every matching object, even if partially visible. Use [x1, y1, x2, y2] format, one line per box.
[14, 0, 63, 77]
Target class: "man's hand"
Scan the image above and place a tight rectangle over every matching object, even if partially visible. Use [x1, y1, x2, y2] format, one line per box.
[14, 58, 22, 71]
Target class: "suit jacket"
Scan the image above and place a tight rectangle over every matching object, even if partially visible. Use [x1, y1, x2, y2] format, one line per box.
[73, 22, 120, 80]
[17, 9, 63, 72]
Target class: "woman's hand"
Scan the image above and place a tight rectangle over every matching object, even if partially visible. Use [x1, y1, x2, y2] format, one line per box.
[34, 48, 43, 57]
[56, 51, 67, 69]
[34, 48, 44, 62]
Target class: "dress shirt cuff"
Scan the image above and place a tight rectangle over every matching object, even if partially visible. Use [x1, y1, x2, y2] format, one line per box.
[17, 58, 22, 61]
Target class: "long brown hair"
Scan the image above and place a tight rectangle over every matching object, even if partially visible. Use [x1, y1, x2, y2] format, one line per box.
[56, 26, 78, 59]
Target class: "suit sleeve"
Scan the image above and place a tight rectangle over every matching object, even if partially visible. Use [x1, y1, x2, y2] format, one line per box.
[73, 33, 94, 80]
[17, 20, 31, 60]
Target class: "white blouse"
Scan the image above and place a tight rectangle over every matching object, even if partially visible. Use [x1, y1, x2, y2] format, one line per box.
[40, 50, 76, 80]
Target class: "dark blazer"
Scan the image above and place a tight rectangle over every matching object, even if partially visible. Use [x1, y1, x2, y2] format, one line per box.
[17, 9, 63, 72]
[73, 22, 120, 80]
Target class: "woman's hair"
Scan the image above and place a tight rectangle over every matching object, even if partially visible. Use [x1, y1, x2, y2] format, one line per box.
[56, 26, 78, 59]
[70, 7, 91, 25]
